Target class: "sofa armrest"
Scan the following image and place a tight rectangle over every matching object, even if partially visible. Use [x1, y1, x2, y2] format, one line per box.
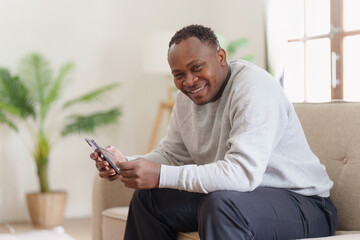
[92, 175, 134, 240]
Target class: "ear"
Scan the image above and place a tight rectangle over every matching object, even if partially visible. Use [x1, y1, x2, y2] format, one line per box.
[217, 48, 227, 66]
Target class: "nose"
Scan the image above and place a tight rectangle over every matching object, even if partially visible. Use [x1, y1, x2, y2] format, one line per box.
[183, 74, 198, 87]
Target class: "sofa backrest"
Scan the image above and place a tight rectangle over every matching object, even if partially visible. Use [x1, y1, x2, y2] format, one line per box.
[294, 102, 360, 231]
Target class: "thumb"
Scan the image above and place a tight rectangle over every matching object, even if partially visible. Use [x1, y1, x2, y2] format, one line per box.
[115, 160, 131, 169]
[115, 161, 122, 168]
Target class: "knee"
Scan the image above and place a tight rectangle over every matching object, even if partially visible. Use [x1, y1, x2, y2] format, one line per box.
[130, 189, 150, 208]
[197, 191, 253, 239]
[198, 191, 252, 223]
[198, 191, 231, 221]
[130, 189, 167, 208]
[131, 189, 143, 202]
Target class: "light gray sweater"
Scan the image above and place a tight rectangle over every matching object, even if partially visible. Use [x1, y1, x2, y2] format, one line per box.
[141, 60, 333, 197]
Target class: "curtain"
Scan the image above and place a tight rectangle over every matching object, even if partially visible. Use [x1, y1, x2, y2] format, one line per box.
[264, 0, 289, 87]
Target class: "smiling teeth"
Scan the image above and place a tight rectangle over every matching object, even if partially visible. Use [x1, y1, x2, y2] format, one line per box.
[190, 85, 205, 94]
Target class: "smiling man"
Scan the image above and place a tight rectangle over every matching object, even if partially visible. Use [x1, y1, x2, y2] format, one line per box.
[168, 35, 230, 105]
[91, 25, 337, 240]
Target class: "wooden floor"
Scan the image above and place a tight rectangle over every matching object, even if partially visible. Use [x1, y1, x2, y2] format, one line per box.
[0, 217, 91, 240]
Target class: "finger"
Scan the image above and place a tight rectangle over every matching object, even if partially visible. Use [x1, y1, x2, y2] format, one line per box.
[90, 152, 99, 160]
[97, 156, 103, 162]
[119, 169, 135, 178]
[95, 149, 104, 158]
[96, 160, 109, 167]
[106, 174, 120, 181]
[96, 161, 109, 171]
[99, 169, 117, 178]
[91, 152, 104, 162]
[117, 161, 136, 170]
[115, 161, 120, 168]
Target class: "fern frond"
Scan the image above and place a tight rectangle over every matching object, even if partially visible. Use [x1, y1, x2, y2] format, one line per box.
[61, 107, 121, 136]
[0, 68, 35, 118]
[0, 111, 18, 131]
[0, 101, 23, 116]
[19, 53, 53, 118]
[43, 62, 74, 114]
[63, 82, 120, 109]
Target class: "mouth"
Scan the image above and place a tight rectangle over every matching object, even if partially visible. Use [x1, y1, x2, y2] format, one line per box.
[188, 85, 206, 94]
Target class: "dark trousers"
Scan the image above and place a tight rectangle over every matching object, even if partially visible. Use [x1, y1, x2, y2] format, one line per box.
[124, 188, 337, 240]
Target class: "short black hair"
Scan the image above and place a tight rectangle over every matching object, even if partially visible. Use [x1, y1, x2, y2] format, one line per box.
[169, 24, 219, 49]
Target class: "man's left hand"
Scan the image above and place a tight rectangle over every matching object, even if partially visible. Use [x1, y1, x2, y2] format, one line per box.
[116, 158, 161, 189]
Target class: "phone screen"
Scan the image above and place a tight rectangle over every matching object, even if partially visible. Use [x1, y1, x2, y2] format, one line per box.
[85, 138, 120, 175]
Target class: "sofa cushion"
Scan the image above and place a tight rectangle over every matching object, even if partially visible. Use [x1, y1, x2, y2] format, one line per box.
[102, 207, 128, 240]
[294, 102, 360, 231]
[305, 233, 360, 239]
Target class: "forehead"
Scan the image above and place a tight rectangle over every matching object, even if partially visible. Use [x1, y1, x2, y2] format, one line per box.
[168, 37, 217, 67]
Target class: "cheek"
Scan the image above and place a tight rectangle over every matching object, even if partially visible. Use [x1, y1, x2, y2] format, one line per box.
[202, 68, 215, 81]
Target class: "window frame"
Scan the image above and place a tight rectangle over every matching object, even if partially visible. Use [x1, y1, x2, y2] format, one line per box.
[287, 0, 360, 101]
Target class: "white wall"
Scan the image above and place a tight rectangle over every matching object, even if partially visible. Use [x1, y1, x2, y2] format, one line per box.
[0, 0, 266, 222]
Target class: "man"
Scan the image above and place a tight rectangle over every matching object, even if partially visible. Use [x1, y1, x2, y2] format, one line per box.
[91, 25, 337, 239]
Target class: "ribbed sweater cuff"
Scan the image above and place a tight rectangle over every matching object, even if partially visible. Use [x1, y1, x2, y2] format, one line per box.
[159, 165, 180, 188]
[125, 156, 137, 161]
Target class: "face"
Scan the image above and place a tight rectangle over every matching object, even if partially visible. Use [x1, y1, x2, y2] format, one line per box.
[168, 37, 229, 105]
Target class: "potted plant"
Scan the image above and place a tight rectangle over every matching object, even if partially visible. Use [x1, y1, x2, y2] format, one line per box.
[216, 32, 254, 61]
[0, 53, 122, 227]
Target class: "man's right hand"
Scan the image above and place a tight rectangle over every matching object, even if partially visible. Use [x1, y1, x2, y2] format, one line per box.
[90, 146, 127, 181]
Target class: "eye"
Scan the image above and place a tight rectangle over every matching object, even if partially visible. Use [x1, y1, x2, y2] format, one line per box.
[192, 64, 203, 71]
[173, 73, 183, 80]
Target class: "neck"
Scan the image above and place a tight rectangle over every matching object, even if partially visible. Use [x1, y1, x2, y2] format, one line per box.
[211, 64, 231, 102]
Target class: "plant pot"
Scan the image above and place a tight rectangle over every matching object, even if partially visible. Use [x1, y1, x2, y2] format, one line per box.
[26, 191, 67, 228]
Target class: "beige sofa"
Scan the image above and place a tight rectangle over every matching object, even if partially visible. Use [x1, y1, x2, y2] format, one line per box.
[92, 102, 360, 240]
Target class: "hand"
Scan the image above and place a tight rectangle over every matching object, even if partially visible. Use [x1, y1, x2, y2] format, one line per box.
[90, 146, 127, 181]
[116, 158, 161, 189]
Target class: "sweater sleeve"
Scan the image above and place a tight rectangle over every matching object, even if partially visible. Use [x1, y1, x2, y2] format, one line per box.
[160, 73, 290, 193]
[140, 100, 193, 166]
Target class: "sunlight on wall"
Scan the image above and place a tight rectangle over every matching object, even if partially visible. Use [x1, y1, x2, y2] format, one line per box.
[343, 35, 360, 101]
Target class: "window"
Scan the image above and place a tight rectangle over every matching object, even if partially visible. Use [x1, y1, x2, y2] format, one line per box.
[283, 0, 360, 102]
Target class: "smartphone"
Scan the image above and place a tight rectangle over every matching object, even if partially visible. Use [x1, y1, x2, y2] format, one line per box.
[85, 137, 120, 175]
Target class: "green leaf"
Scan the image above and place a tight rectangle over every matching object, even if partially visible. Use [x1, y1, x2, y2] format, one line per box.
[241, 55, 255, 62]
[0, 68, 35, 118]
[0, 101, 23, 116]
[20, 53, 52, 102]
[61, 107, 121, 136]
[63, 82, 120, 109]
[215, 31, 227, 49]
[43, 62, 74, 113]
[0, 111, 18, 131]
[19, 53, 53, 119]
[227, 38, 249, 57]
